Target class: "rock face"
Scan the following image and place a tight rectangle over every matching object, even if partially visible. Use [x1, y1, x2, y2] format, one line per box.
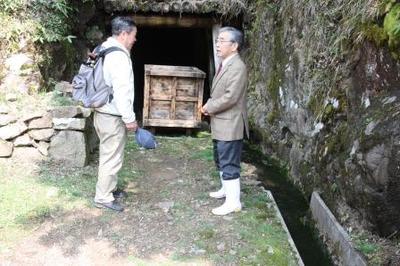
[28, 113, 53, 129]
[53, 118, 85, 130]
[49, 130, 88, 167]
[0, 122, 28, 140]
[28, 129, 55, 141]
[0, 139, 13, 157]
[246, 1, 400, 235]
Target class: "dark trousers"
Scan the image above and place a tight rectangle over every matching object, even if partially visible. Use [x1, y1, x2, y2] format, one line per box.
[213, 139, 243, 180]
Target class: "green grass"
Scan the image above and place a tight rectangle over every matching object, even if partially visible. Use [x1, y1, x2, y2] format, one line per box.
[0, 159, 86, 251]
[49, 91, 75, 107]
[154, 136, 298, 265]
[197, 224, 216, 240]
[0, 135, 299, 265]
[190, 148, 213, 162]
[128, 255, 210, 266]
[235, 189, 298, 266]
[0, 138, 141, 252]
[352, 232, 385, 265]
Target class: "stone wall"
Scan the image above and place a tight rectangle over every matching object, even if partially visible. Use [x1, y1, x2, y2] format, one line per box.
[0, 104, 97, 167]
[245, 1, 400, 236]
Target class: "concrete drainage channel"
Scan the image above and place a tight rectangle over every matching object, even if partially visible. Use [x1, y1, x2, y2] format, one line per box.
[245, 144, 369, 265]
[264, 189, 305, 265]
[310, 192, 367, 266]
[243, 145, 333, 265]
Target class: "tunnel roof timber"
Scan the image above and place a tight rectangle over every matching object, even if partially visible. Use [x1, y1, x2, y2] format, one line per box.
[102, 0, 248, 17]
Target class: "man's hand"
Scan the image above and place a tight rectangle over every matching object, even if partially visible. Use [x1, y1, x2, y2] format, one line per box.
[200, 105, 209, 116]
[125, 121, 138, 132]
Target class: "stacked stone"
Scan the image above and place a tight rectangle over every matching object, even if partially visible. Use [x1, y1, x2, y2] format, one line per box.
[0, 105, 97, 167]
[0, 107, 54, 158]
[49, 106, 96, 167]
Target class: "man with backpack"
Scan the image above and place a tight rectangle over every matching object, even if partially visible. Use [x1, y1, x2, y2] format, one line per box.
[93, 16, 138, 212]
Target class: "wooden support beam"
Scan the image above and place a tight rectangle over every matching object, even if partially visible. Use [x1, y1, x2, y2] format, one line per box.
[171, 77, 177, 120]
[132, 15, 216, 28]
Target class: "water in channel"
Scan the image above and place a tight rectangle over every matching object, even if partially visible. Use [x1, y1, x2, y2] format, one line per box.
[243, 143, 333, 266]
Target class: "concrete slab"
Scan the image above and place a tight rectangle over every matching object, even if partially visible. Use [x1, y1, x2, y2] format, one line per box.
[310, 191, 367, 266]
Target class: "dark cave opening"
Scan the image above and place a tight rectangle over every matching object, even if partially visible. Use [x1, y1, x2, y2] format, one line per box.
[131, 26, 214, 122]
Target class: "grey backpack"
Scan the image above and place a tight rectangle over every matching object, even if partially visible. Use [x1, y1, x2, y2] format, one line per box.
[72, 46, 125, 108]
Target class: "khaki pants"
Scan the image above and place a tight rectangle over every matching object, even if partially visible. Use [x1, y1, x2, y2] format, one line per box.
[94, 112, 127, 203]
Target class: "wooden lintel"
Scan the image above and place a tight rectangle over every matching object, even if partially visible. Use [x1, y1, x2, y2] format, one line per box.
[132, 15, 216, 28]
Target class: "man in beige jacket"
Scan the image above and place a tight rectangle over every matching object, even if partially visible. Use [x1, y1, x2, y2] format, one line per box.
[93, 17, 138, 212]
[201, 27, 249, 215]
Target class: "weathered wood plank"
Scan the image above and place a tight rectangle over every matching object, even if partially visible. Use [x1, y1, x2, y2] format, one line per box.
[196, 78, 205, 122]
[150, 76, 172, 96]
[171, 77, 177, 120]
[176, 102, 195, 120]
[144, 119, 201, 128]
[145, 65, 206, 78]
[149, 101, 170, 119]
[146, 71, 205, 78]
[150, 95, 173, 101]
[175, 96, 198, 102]
[143, 73, 151, 122]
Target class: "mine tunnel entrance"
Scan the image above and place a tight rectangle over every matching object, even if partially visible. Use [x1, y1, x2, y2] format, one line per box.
[129, 16, 217, 123]
[97, 14, 335, 264]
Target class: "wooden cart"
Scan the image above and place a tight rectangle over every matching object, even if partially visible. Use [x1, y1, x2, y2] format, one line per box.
[143, 64, 206, 134]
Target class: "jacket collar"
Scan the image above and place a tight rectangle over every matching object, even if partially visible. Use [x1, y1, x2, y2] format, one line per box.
[211, 54, 240, 91]
[103, 37, 130, 55]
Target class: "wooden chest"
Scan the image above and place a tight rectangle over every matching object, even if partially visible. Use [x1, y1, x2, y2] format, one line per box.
[143, 65, 205, 129]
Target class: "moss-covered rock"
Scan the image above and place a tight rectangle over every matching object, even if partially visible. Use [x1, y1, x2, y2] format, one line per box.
[384, 4, 400, 49]
[245, 0, 400, 242]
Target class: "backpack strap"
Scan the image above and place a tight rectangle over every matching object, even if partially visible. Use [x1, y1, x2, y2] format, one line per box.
[93, 46, 129, 104]
[98, 46, 127, 58]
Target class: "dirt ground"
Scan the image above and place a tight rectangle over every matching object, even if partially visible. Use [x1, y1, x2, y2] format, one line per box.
[0, 135, 298, 266]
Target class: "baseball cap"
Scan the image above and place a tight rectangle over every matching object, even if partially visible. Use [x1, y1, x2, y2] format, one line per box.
[135, 128, 157, 149]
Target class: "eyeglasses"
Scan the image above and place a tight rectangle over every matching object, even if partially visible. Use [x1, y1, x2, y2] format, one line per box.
[215, 39, 233, 44]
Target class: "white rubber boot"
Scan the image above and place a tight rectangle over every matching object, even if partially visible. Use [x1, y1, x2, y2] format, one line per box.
[209, 171, 226, 199]
[212, 178, 241, 215]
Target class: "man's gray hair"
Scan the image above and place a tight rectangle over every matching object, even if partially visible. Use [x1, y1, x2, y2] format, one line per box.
[219, 27, 244, 51]
[111, 16, 136, 36]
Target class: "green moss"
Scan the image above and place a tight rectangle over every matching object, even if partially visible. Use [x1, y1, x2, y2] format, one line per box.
[266, 109, 279, 124]
[383, 3, 400, 57]
[378, 0, 397, 15]
[246, 0, 283, 119]
[246, 1, 270, 92]
[357, 3, 400, 58]
[307, 90, 325, 116]
[361, 23, 388, 47]
[384, 4, 400, 42]
[268, 23, 286, 107]
[37, 39, 77, 89]
[352, 232, 384, 265]
[321, 104, 335, 123]
[267, 69, 281, 105]
[324, 123, 350, 155]
[61, 40, 77, 78]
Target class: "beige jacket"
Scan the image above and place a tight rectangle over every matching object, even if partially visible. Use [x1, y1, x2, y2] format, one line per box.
[204, 54, 249, 141]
